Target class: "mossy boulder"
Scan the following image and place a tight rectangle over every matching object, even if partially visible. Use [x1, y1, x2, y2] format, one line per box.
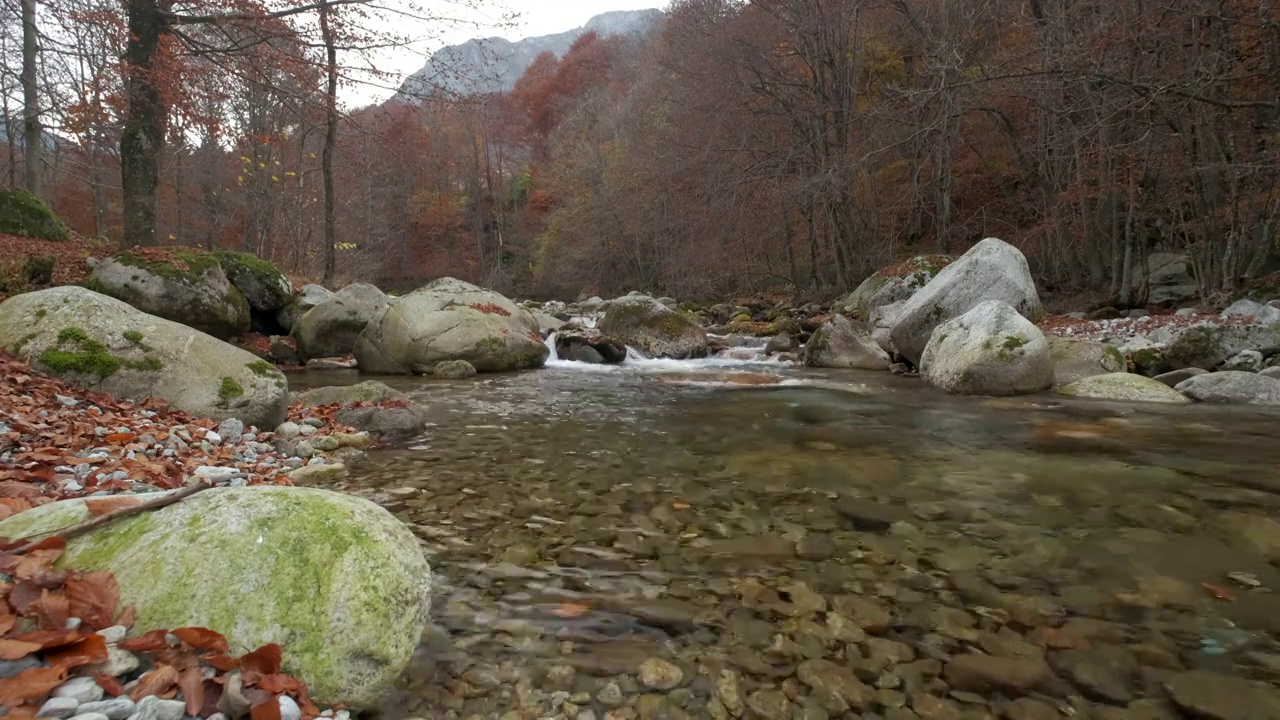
[293, 380, 408, 407]
[0, 188, 71, 241]
[599, 294, 708, 359]
[0, 486, 431, 709]
[1057, 373, 1190, 404]
[837, 254, 953, 318]
[920, 300, 1054, 396]
[0, 286, 288, 428]
[891, 238, 1043, 366]
[803, 315, 891, 370]
[435, 359, 478, 379]
[1047, 337, 1126, 385]
[277, 284, 333, 334]
[1152, 322, 1280, 371]
[214, 251, 293, 312]
[89, 251, 250, 339]
[354, 278, 546, 374]
[292, 283, 389, 361]
[1175, 371, 1280, 405]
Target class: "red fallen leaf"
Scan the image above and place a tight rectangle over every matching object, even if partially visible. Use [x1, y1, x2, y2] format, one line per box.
[2, 702, 40, 719]
[119, 628, 169, 652]
[65, 572, 119, 630]
[251, 698, 283, 720]
[172, 627, 229, 653]
[11, 630, 83, 648]
[129, 664, 179, 701]
[152, 647, 200, 671]
[179, 666, 204, 716]
[30, 589, 70, 630]
[0, 480, 48, 498]
[254, 674, 302, 694]
[45, 633, 108, 670]
[85, 496, 143, 517]
[14, 543, 66, 580]
[202, 653, 239, 672]
[1204, 582, 1236, 601]
[200, 679, 223, 717]
[0, 666, 66, 705]
[0, 614, 14, 636]
[240, 643, 283, 677]
[116, 603, 137, 628]
[103, 432, 136, 443]
[94, 673, 126, 697]
[0, 638, 41, 660]
[549, 603, 591, 619]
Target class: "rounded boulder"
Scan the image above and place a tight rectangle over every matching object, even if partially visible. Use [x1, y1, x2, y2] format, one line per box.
[920, 300, 1054, 396]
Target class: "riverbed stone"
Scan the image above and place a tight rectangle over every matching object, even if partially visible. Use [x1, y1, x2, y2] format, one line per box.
[890, 238, 1043, 365]
[798, 659, 872, 710]
[1047, 337, 1125, 385]
[354, 278, 547, 373]
[0, 286, 288, 428]
[1164, 670, 1280, 720]
[1056, 373, 1190, 404]
[599, 294, 708, 359]
[293, 283, 389, 361]
[1155, 322, 1280, 371]
[0, 486, 431, 709]
[1153, 368, 1207, 387]
[89, 252, 250, 339]
[1176, 371, 1280, 405]
[294, 380, 407, 407]
[638, 658, 684, 690]
[435, 359, 478, 379]
[804, 315, 891, 369]
[920, 301, 1054, 395]
[943, 654, 1050, 695]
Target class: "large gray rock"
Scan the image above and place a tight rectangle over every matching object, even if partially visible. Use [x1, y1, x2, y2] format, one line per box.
[0, 487, 430, 709]
[890, 238, 1043, 365]
[1176, 371, 1280, 405]
[836, 255, 952, 318]
[292, 284, 389, 361]
[598, 294, 708, 359]
[276, 284, 333, 333]
[354, 277, 547, 374]
[920, 301, 1054, 396]
[1048, 337, 1126, 385]
[1138, 253, 1198, 306]
[89, 252, 250, 339]
[803, 315, 891, 370]
[214, 251, 293, 312]
[1222, 299, 1280, 325]
[1151, 322, 1280, 371]
[0, 287, 288, 428]
[1056, 373, 1190, 404]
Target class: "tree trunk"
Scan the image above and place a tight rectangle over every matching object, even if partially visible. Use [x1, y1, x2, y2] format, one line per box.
[21, 0, 41, 197]
[120, 0, 166, 247]
[319, 0, 338, 286]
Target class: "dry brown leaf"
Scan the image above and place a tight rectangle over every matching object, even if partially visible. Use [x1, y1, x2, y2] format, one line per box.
[103, 432, 136, 443]
[251, 698, 283, 720]
[254, 674, 303, 694]
[171, 626, 230, 653]
[202, 653, 239, 672]
[179, 666, 205, 716]
[0, 666, 65, 704]
[116, 603, 137, 628]
[44, 633, 108, 670]
[65, 572, 119, 630]
[240, 643, 283, 677]
[30, 589, 70, 630]
[94, 673, 126, 697]
[119, 628, 168, 652]
[0, 638, 41, 660]
[84, 496, 143, 517]
[129, 664, 179, 701]
[549, 603, 591, 619]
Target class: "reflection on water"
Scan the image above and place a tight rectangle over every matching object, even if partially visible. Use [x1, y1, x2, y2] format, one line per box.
[294, 362, 1280, 719]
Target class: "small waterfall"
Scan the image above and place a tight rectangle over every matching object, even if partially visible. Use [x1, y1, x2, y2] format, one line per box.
[545, 332, 560, 362]
[626, 346, 649, 361]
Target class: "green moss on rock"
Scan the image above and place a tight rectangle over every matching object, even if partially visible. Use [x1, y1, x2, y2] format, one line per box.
[114, 250, 221, 282]
[0, 189, 71, 241]
[218, 376, 245, 402]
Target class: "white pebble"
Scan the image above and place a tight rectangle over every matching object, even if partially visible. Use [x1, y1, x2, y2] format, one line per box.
[154, 699, 186, 720]
[278, 696, 302, 720]
[37, 697, 80, 719]
[53, 676, 104, 704]
[96, 625, 127, 644]
[205, 430, 222, 445]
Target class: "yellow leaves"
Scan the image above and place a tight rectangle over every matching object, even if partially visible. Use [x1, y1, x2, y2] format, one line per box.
[271, 176, 279, 182]
[284, 171, 296, 177]
[334, 242, 358, 251]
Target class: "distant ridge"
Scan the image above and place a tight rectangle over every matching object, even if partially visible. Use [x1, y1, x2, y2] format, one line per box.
[396, 9, 664, 100]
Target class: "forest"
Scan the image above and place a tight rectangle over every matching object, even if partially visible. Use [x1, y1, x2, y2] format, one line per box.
[3, 0, 1279, 304]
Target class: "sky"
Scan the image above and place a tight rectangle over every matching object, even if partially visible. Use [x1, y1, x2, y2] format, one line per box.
[348, 0, 668, 105]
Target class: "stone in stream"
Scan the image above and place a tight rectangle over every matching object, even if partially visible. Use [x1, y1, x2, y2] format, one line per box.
[1176, 371, 1280, 405]
[293, 380, 407, 407]
[1056, 373, 1190, 404]
[0, 487, 430, 709]
[598, 293, 708, 359]
[1054, 646, 1138, 704]
[1223, 349, 1265, 372]
[0, 286, 289, 429]
[1047, 337, 1125, 385]
[291, 283, 389, 361]
[890, 238, 1043, 365]
[1154, 322, 1280, 371]
[1164, 670, 1280, 720]
[803, 315, 891, 370]
[796, 658, 872, 711]
[943, 654, 1051, 695]
[434, 359, 478, 379]
[638, 658, 684, 690]
[919, 301, 1054, 396]
[1153, 367, 1207, 387]
[277, 284, 333, 333]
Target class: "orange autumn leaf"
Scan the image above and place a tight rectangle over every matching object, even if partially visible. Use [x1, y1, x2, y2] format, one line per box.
[95, 673, 126, 697]
[0, 638, 41, 660]
[65, 572, 119, 631]
[1204, 583, 1236, 601]
[671, 500, 691, 510]
[45, 633, 108, 670]
[251, 698, 283, 720]
[549, 603, 591, 619]
[240, 643, 283, 677]
[116, 603, 137, 628]
[202, 653, 239, 672]
[103, 432, 136, 443]
[254, 674, 303, 694]
[12, 629, 83, 649]
[119, 628, 169, 652]
[85, 496, 143, 518]
[30, 590, 70, 630]
[130, 664, 179, 701]
[179, 666, 204, 716]
[171, 627, 230, 654]
[0, 666, 66, 705]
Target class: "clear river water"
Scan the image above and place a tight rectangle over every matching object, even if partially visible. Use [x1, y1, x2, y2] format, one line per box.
[292, 355, 1280, 720]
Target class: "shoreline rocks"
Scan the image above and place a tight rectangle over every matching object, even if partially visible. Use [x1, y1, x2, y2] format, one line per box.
[920, 301, 1054, 396]
[803, 315, 891, 370]
[599, 294, 708, 359]
[292, 284, 389, 362]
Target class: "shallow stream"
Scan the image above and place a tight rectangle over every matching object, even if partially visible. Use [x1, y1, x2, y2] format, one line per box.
[293, 357, 1280, 720]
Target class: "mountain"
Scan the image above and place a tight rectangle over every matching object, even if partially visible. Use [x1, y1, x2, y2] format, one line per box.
[396, 9, 664, 100]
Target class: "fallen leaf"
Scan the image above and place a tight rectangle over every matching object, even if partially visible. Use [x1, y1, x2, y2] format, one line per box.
[1204, 583, 1236, 601]
[45, 633, 108, 670]
[549, 603, 591, 619]
[130, 664, 179, 701]
[240, 643, 283, 677]
[254, 674, 302, 694]
[116, 603, 137, 628]
[30, 589, 70, 630]
[251, 698, 283, 720]
[119, 628, 169, 652]
[94, 673, 126, 697]
[65, 572, 119, 630]
[671, 500, 691, 510]
[84, 496, 143, 517]
[172, 627, 230, 653]
[0, 638, 41, 660]
[0, 666, 65, 704]
[0, 481, 48, 499]
[202, 653, 239, 672]
[179, 666, 204, 716]
[103, 432, 136, 443]
[11, 629, 83, 648]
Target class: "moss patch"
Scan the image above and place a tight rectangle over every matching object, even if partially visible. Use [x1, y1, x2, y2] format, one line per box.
[123, 330, 145, 345]
[246, 360, 280, 378]
[114, 250, 221, 283]
[218, 377, 245, 403]
[0, 189, 71, 241]
[40, 327, 122, 379]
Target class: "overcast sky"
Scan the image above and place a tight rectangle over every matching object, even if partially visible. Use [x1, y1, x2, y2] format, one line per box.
[349, 0, 667, 105]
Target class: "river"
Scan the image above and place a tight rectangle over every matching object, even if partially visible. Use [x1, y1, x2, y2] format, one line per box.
[292, 355, 1280, 719]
